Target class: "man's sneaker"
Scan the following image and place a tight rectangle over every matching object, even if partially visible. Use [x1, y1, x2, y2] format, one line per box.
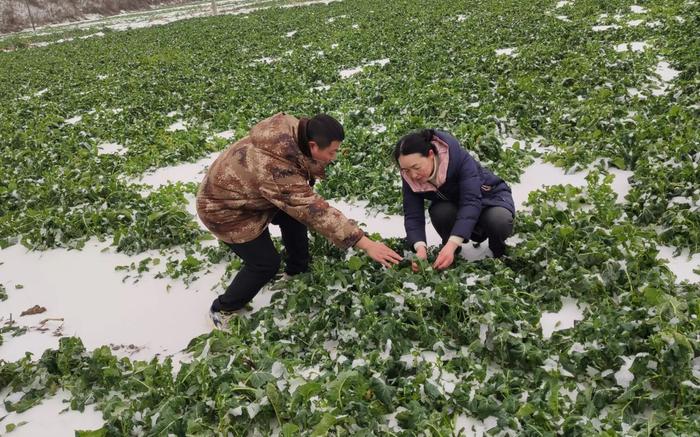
[209, 309, 238, 330]
[269, 272, 294, 290]
[274, 272, 293, 281]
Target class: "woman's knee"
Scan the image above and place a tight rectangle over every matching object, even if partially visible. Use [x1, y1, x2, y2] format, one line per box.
[429, 201, 458, 224]
[429, 202, 458, 241]
[484, 208, 514, 238]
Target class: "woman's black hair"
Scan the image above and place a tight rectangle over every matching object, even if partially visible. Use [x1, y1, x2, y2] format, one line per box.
[307, 114, 345, 148]
[392, 129, 437, 164]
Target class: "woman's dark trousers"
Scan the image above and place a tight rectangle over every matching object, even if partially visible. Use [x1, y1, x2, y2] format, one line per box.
[428, 201, 514, 258]
[210, 210, 310, 312]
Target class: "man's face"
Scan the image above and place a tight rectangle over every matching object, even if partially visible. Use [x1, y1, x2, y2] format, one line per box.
[309, 140, 341, 164]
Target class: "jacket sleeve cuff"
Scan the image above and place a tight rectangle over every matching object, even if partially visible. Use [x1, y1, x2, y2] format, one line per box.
[346, 229, 365, 250]
[448, 236, 464, 245]
[413, 241, 427, 251]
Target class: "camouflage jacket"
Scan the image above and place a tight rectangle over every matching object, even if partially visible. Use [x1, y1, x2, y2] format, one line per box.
[196, 113, 364, 249]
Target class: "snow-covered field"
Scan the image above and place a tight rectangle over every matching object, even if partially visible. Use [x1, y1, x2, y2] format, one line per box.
[2, 143, 697, 434]
[1, 0, 698, 435]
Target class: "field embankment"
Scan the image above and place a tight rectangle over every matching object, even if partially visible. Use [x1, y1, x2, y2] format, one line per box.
[0, 0, 192, 33]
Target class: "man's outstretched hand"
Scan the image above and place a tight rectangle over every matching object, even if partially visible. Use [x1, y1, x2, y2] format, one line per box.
[354, 236, 403, 268]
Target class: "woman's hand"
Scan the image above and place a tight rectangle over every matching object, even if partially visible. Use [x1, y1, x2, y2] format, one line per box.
[412, 245, 428, 272]
[355, 236, 403, 267]
[433, 241, 459, 270]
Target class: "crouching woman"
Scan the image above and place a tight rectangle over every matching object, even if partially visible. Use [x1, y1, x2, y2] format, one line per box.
[394, 129, 515, 270]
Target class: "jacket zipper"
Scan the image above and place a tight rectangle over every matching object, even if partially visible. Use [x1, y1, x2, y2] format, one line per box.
[428, 181, 449, 201]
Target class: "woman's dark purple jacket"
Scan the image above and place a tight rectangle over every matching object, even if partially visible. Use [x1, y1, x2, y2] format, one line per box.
[402, 130, 515, 246]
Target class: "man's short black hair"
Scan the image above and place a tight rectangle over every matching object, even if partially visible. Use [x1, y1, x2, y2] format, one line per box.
[308, 114, 345, 148]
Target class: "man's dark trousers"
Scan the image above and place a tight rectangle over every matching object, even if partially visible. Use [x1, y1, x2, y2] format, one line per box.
[210, 210, 310, 312]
